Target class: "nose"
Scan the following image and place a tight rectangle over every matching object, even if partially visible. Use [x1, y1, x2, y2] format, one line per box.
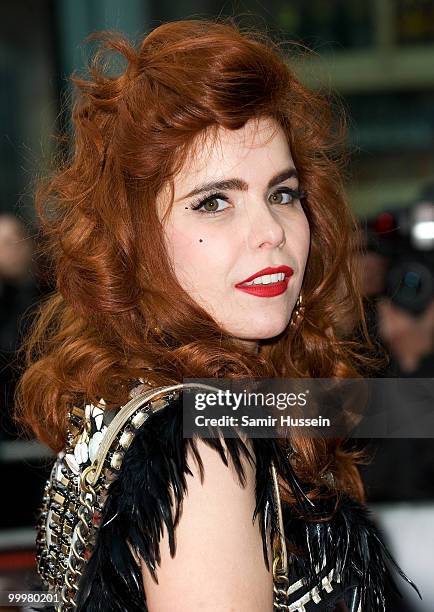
[245, 199, 286, 250]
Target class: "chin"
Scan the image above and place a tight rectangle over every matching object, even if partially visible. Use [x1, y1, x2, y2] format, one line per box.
[233, 322, 290, 341]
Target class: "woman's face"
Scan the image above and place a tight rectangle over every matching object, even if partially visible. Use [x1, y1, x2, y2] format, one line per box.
[157, 117, 310, 352]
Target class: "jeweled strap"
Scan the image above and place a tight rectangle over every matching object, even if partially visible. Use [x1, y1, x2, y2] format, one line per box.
[271, 459, 292, 609]
[82, 382, 222, 488]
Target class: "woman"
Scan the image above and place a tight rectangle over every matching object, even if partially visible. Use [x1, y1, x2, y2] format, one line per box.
[15, 18, 418, 611]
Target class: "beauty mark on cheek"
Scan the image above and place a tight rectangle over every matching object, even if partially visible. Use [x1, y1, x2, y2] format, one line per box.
[182, 205, 204, 243]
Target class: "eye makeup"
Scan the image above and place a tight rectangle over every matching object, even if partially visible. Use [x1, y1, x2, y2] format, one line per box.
[189, 187, 307, 215]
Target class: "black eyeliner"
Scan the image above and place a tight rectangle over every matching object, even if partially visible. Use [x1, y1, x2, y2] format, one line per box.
[189, 186, 307, 214]
[190, 191, 228, 211]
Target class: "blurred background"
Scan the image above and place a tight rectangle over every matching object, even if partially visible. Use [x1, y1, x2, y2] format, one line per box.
[0, 1, 433, 610]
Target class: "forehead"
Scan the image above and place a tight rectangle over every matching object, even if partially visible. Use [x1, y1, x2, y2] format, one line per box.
[157, 117, 293, 219]
[178, 117, 290, 186]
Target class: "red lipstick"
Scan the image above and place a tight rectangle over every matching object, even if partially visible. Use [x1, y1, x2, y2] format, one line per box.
[235, 265, 293, 298]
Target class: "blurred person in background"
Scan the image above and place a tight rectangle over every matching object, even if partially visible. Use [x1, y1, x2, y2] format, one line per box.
[377, 265, 434, 376]
[0, 215, 54, 603]
[0, 214, 35, 353]
[377, 188, 434, 377]
[346, 195, 434, 611]
[355, 192, 434, 379]
[356, 193, 434, 504]
[0, 213, 51, 439]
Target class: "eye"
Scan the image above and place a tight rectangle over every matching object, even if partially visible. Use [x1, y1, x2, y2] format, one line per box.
[190, 192, 229, 215]
[269, 187, 305, 205]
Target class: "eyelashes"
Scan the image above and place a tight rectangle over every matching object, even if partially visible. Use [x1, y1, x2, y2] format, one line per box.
[189, 187, 307, 215]
[189, 191, 228, 214]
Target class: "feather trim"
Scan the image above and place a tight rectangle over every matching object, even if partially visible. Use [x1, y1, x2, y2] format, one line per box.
[279, 488, 422, 611]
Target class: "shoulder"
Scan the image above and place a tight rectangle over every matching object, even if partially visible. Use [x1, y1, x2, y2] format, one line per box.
[141, 435, 274, 611]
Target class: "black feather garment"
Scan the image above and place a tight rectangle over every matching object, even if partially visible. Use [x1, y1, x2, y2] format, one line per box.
[41, 391, 420, 611]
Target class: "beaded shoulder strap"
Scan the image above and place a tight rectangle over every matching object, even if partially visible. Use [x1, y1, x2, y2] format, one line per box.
[36, 382, 289, 611]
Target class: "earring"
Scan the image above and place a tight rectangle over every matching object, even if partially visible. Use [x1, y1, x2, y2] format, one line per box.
[152, 324, 164, 340]
[290, 292, 304, 328]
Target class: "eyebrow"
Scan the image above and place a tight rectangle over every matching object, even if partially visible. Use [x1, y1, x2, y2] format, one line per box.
[178, 167, 299, 201]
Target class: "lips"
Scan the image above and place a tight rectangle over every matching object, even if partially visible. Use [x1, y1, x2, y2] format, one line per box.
[235, 265, 294, 286]
[235, 265, 294, 298]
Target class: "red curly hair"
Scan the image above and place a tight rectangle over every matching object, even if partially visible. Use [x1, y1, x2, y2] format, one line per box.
[15, 18, 379, 504]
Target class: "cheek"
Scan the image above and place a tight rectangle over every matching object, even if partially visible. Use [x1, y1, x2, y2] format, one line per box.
[301, 218, 310, 255]
[164, 223, 227, 292]
[292, 214, 311, 269]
